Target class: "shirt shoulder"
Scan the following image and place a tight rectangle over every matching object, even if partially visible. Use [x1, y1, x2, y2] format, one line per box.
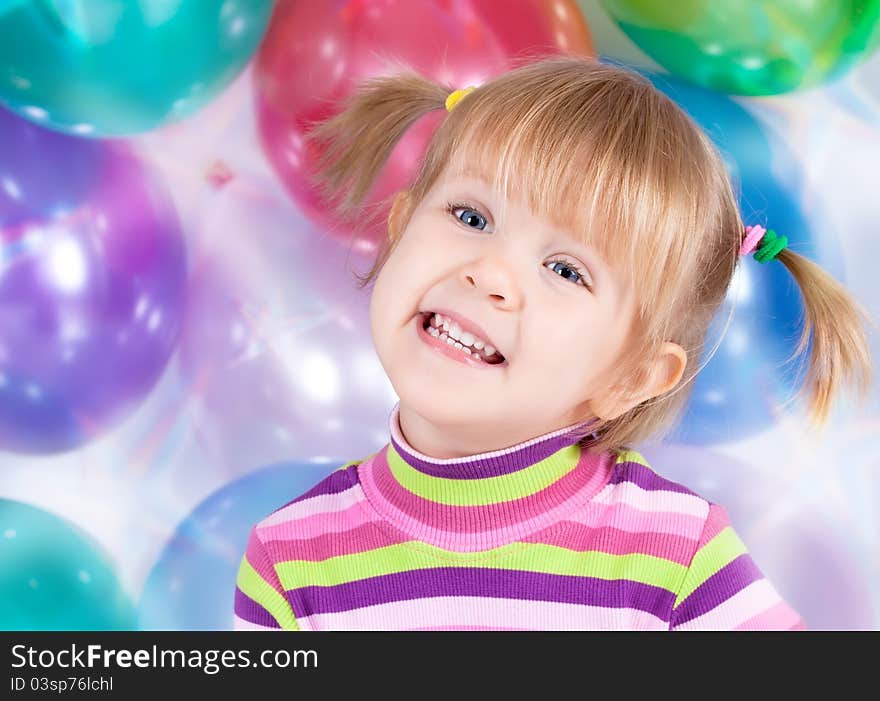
[603, 449, 806, 630]
[253, 453, 376, 533]
[233, 453, 378, 631]
[604, 448, 708, 518]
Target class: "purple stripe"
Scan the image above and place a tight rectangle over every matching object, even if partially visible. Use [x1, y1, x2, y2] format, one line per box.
[267, 465, 360, 516]
[234, 587, 280, 628]
[609, 461, 698, 496]
[389, 431, 586, 479]
[671, 554, 764, 625]
[289, 568, 675, 620]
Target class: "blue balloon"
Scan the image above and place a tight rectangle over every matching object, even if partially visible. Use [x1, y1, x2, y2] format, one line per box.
[0, 0, 274, 136]
[138, 460, 340, 631]
[0, 499, 136, 630]
[624, 64, 845, 443]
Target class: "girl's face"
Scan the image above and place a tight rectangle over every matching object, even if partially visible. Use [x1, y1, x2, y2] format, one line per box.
[369, 169, 640, 456]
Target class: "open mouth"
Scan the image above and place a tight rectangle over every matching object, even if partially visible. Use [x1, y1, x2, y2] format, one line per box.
[420, 312, 506, 365]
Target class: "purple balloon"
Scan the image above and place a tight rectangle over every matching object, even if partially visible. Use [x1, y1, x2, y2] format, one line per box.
[0, 106, 105, 229]
[0, 107, 186, 454]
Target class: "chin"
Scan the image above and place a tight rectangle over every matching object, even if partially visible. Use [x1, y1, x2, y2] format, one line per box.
[396, 383, 478, 427]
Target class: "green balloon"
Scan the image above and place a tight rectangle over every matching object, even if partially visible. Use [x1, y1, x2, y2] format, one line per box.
[0, 0, 274, 136]
[599, 0, 880, 94]
[0, 500, 136, 630]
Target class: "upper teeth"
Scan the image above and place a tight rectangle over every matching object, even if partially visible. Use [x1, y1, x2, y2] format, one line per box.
[428, 313, 496, 356]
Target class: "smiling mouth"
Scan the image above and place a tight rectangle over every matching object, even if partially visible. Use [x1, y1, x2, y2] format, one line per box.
[420, 312, 506, 365]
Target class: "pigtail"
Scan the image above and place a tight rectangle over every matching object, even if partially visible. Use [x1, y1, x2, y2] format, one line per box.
[776, 248, 875, 425]
[308, 73, 449, 217]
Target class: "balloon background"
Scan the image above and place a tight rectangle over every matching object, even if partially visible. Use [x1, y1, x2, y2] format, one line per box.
[1, 0, 878, 631]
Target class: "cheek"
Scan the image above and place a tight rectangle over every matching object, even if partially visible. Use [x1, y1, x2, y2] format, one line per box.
[369, 239, 431, 324]
[369, 257, 401, 334]
[382, 231, 448, 296]
[531, 306, 616, 363]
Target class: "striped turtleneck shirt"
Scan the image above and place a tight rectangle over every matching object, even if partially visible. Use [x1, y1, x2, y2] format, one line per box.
[234, 404, 806, 631]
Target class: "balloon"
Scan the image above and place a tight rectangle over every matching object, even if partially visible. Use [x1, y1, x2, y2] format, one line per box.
[0, 499, 136, 630]
[599, 0, 880, 95]
[0, 0, 274, 136]
[176, 175, 395, 476]
[0, 107, 186, 454]
[633, 70, 845, 444]
[253, 0, 595, 254]
[139, 459, 339, 630]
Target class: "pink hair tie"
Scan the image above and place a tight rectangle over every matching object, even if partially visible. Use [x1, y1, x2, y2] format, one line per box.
[739, 225, 766, 257]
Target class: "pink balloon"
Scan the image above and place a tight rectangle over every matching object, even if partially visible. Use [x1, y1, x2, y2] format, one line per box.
[253, 0, 595, 254]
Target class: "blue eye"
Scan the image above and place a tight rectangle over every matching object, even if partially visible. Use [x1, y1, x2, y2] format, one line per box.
[546, 260, 590, 289]
[452, 207, 488, 230]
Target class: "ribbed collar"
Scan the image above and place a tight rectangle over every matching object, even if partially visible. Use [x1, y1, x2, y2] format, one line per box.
[357, 404, 615, 552]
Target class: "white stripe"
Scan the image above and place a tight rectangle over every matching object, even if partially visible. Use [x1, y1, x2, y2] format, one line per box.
[389, 402, 591, 466]
[259, 484, 365, 527]
[563, 500, 705, 538]
[673, 579, 781, 631]
[593, 480, 709, 518]
[298, 596, 667, 631]
[233, 614, 282, 631]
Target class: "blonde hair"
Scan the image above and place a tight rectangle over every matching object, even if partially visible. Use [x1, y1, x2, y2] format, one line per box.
[310, 56, 874, 454]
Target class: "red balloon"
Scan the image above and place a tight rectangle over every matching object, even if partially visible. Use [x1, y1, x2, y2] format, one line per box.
[254, 0, 594, 254]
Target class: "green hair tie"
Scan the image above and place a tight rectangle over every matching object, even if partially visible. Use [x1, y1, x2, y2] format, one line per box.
[753, 228, 788, 264]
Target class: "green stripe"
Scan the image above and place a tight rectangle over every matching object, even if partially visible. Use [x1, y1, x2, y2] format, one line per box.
[674, 527, 748, 607]
[277, 542, 686, 593]
[615, 449, 651, 468]
[237, 557, 299, 631]
[386, 443, 582, 506]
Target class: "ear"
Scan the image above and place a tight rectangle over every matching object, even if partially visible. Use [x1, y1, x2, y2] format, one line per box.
[387, 190, 413, 244]
[588, 341, 688, 422]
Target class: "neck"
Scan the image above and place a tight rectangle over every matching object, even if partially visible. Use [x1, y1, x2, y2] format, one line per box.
[396, 402, 595, 459]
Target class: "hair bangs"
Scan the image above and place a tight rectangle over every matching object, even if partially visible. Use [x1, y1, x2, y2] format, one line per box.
[432, 63, 708, 339]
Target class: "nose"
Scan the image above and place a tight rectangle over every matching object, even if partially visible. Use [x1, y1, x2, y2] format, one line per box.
[460, 256, 522, 310]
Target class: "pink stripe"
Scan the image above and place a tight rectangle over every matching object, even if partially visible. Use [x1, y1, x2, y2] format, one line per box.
[735, 599, 806, 631]
[359, 458, 616, 552]
[524, 522, 696, 565]
[298, 596, 668, 631]
[673, 579, 780, 630]
[373, 447, 610, 531]
[267, 516, 695, 563]
[266, 521, 411, 561]
[245, 531, 284, 593]
[410, 625, 524, 631]
[259, 498, 379, 541]
[260, 486, 362, 526]
[565, 500, 705, 540]
[699, 503, 732, 546]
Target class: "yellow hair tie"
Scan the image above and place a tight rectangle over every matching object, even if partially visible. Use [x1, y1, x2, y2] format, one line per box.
[445, 86, 475, 112]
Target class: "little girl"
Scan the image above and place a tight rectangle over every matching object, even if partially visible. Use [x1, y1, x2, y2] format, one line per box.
[233, 57, 873, 631]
